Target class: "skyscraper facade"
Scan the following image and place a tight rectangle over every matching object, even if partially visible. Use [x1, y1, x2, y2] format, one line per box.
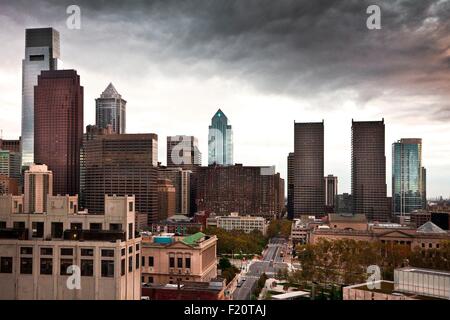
[392, 138, 426, 216]
[34, 70, 83, 197]
[287, 152, 294, 219]
[158, 166, 191, 215]
[351, 119, 389, 222]
[167, 135, 201, 169]
[83, 133, 158, 224]
[95, 83, 126, 134]
[293, 122, 325, 217]
[21, 28, 60, 166]
[324, 175, 338, 210]
[208, 109, 233, 165]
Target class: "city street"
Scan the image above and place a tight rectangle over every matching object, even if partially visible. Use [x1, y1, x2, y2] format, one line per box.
[232, 238, 289, 300]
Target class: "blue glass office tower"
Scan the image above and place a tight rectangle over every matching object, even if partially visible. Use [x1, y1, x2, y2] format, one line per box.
[392, 138, 426, 216]
[208, 109, 233, 165]
[21, 28, 61, 166]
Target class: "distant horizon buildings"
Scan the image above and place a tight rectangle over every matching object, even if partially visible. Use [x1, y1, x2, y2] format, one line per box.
[34, 69, 83, 197]
[392, 138, 427, 216]
[293, 121, 325, 218]
[351, 119, 389, 222]
[208, 109, 233, 166]
[95, 83, 126, 134]
[21, 27, 60, 167]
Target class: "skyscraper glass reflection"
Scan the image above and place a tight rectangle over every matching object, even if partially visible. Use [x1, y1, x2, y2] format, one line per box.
[392, 138, 426, 216]
[21, 28, 60, 166]
[208, 109, 233, 165]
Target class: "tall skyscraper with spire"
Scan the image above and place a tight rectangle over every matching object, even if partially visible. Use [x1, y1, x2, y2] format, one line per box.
[95, 83, 126, 134]
[208, 109, 233, 165]
[21, 28, 61, 166]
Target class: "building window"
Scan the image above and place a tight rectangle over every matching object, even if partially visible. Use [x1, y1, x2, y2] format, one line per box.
[185, 257, 191, 269]
[81, 248, 94, 257]
[121, 259, 126, 276]
[60, 248, 74, 256]
[136, 254, 140, 269]
[121, 248, 126, 256]
[32, 222, 44, 238]
[40, 247, 53, 256]
[148, 276, 154, 283]
[128, 256, 133, 272]
[101, 249, 115, 257]
[109, 223, 122, 231]
[422, 243, 425, 248]
[81, 260, 94, 277]
[136, 243, 140, 251]
[40, 258, 53, 275]
[51, 222, 63, 238]
[128, 246, 133, 254]
[0, 257, 13, 273]
[60, 259, 73, 275]
[21, 247, 33, 255]
[429, 243, 432, 248]
[141, 256, 145, 267]
[148, 256, 154, 267]
[128, 223, 133, 240]
[177, 257, 183, 268]
[20, 258, 33, 274]
[14, 221, 25, 229]
[0, 221, 6, 228]
[70, 223, 82, 230]
[169, 257, 175, 268]
[101, 260, 115, 277]
[141, 276, 145, 283]
[129, 202, 133, 212]
[89, 223, 102, 230]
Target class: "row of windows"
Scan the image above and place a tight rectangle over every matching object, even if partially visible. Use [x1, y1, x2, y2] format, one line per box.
[18, 247, 118, 257]
[0, 255, 140, 277]
[140, 256, 192, 269]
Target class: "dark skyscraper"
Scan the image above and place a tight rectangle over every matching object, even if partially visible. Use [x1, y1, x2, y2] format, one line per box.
[324, 175, 338, 210]
[293, 122, 324, 217]
[21, 28, 60, 166]
[208, 109, 233, 165]
[95, 83, 126, 134]
[287, 152, 294, 219]
[83, 133, 158, 224]
[34, 70, 83, 196]
[351, 119, 389, 222]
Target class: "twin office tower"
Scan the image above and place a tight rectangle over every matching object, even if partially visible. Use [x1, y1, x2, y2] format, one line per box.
[289, 120, 426, 222]
[21, 28, 126, 168]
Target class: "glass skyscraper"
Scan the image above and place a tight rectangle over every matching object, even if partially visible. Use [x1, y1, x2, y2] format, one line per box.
[21, 28, 60, 166]
[95, 83, 126, 134]
[208, 109, 233, 165]
[392, 138, 426, 216]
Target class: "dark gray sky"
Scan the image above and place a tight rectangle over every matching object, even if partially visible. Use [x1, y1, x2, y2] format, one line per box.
[0, 0, 449, 197]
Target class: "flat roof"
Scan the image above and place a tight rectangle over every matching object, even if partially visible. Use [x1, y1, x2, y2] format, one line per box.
[272, 291, 309, 299]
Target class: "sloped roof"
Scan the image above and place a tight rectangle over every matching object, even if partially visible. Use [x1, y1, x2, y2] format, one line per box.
[100, 83, 121, 98]
[182, 232, 206, 245]
[417, 221, 447, 234]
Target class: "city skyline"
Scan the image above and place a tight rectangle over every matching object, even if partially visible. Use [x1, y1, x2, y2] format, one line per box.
[0, 1, 449, 198]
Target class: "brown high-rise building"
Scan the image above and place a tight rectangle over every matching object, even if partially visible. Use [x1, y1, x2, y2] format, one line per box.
[195, 164, 284, 218]
[287, 152, 294, 219]
[158, 166, 191, 215]
[324, 175, 338, 210]
[351, 119, 389, 222]
[157, 178, 176, 221]
[293, 122, 324, 217]
[34, 70, 83, 196]
[166, 135, 201, 170]
[0, 139, 21, 153]
[83, 133, 158, 224]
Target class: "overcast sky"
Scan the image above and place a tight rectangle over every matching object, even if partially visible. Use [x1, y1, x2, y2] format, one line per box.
[0, 0, 449, 198]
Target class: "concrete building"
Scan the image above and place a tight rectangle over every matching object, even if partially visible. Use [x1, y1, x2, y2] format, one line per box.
[158, 166, 191, 215]
[195, 164, 284, 218]
[157, 179, 176, 221]
[83, 132, 158, 224]
[343, 267, 450, 300]
[0, 176, 19, 195]
[95, 83, 126, 134]
[0, 194, 141, 300]
[206, 212, 268, 235]
[34, 70, 83, 197]
[141, 232, 217, 285]
[21, 28, 60, 166]
[293, 122, 325, 217]
[142, 279, 227, 300]
[23, 164, 53, 214]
